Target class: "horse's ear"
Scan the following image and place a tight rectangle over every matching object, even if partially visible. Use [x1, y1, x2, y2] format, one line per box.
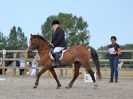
[30, 34, 32, 37]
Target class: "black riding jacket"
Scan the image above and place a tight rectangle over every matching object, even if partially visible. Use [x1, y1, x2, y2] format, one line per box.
[51, 27, 67, 47]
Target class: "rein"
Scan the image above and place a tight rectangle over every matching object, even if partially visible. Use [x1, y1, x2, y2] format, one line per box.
[32, 38, 52, 49]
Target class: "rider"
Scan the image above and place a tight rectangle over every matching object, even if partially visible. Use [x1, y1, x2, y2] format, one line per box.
[51, 20, 67, 67]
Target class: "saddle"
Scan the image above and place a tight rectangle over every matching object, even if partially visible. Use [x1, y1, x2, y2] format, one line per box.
[49, 47, 69, 60]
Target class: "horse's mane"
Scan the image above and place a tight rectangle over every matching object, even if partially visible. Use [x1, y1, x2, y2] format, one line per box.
[32, 35, 49, 44]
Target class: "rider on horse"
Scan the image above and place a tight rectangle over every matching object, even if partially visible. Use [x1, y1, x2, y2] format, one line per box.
[51, 20, 67, 67]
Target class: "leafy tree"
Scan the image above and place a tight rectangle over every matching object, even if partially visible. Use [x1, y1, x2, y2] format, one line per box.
[0, 32, 7, 50]
[7, 26, 28, 50]
[120, 44, 133, 59]
[41, 13, 90, 47]
[17, 27, 28, 50]
[7, 26, 18, 50]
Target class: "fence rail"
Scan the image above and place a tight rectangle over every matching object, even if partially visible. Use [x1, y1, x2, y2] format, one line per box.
[0, 50, 133, 76]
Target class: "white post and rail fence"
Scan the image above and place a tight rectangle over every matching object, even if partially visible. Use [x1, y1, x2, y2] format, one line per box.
[0, 50, 133, 77]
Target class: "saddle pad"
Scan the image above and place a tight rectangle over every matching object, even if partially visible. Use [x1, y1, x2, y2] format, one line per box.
[49, 49, 68, 60]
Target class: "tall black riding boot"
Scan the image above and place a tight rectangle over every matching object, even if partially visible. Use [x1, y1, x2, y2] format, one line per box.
[54, 52, 60, 68]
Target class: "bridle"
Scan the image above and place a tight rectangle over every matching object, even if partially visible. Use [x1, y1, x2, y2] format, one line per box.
[29, 38, 52, 51]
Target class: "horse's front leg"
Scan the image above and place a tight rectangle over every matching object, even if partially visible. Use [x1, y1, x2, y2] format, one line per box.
[33, 67, 48, 88]
[49, 67, 61, 89]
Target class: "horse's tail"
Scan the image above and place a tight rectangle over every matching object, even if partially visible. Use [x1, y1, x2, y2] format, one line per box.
[88, 46, 102, 79]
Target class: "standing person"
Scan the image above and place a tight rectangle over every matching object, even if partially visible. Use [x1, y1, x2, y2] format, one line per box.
[108, 36, 121, 83]
[30, 53, 37, 77]
[51, 20, 67, 67]
[19, 53, 25, 75]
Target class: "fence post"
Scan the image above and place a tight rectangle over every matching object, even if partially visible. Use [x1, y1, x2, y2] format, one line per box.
[60, 69, 63, 77]
[2, 49, 6, 75]
[65, 68, 67, 77]
[12, 52, 16, 76]
[132, 52, 133, 59]
[24, 52, 28, 75]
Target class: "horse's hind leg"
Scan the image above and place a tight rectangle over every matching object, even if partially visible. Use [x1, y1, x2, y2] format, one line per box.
[85, 66, 96, 83]
[66, 62, 80, 89]
[49, 67, 61, 89]
[80, 61, 98, 88]
[80, 60, 96, 83]
[33, 67, 48, 88]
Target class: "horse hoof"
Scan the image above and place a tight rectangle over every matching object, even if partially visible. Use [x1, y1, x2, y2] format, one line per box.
[56, 84, 61, 89]
[56, 87, 60, 89]
[33, 85, 38, 89]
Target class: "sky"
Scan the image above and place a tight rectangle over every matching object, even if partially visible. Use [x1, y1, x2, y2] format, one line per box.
[0, 0, 133, 49]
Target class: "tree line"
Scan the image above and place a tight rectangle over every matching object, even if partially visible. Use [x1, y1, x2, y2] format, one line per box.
[0, 26, 28, 50]
[0, 12, 132, 53]
[0, 13, 90, 50]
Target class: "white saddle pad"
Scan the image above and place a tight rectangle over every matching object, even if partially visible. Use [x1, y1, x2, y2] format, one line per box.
[49, 49, 68, 60]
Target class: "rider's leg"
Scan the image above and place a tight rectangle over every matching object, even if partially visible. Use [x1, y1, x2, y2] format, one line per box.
[54, 52, 60, 67]
[53, 47, 64, 67]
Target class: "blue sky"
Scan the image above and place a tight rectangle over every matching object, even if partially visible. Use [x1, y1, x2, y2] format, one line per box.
[0, 0, 133, 49]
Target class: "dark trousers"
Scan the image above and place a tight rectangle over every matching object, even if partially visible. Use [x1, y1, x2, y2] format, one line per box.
[19, 69, 24, 75]
[109, 56, 119, 81]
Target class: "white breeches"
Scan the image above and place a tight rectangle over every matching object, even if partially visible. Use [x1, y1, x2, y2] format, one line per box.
[53, 47, 65, 53]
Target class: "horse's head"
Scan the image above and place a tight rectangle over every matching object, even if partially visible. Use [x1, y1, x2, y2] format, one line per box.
[27, 34, 51, 54]
[27, 34, 37, 53]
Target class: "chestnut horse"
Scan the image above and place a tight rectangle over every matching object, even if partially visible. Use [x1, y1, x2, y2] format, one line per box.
[27, 34, 101, 89]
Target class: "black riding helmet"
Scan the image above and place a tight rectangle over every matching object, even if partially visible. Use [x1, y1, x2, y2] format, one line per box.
[51, 20, 60, 26]
[111, 36, 117, 41]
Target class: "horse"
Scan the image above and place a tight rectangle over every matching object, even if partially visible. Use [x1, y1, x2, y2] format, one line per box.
[27, 34, 101, 89]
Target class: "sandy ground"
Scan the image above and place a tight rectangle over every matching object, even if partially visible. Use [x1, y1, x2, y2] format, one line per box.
[0, 76, 133, 99]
